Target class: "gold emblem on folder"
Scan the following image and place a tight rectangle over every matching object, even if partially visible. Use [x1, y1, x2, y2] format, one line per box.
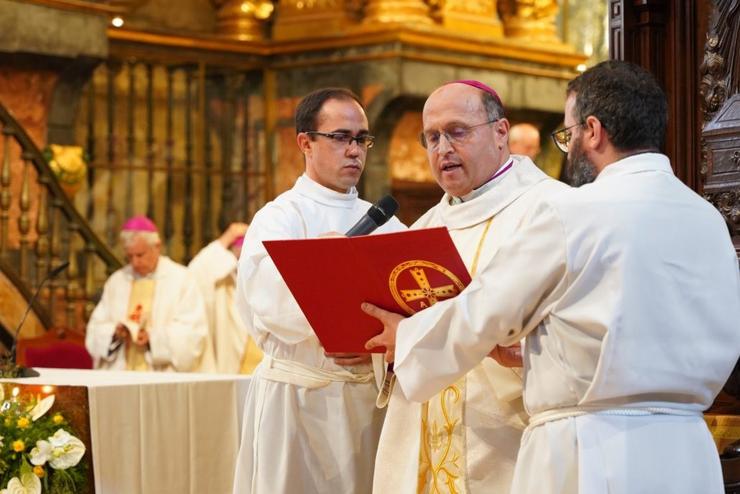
[389, 260, 466, 315]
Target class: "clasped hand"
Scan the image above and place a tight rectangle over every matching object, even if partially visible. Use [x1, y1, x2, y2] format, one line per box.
[360, 302, 523, 367]
[114, 323, 150, 347]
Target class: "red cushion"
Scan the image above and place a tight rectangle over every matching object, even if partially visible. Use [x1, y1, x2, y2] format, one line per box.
[24, 342, 93, 369]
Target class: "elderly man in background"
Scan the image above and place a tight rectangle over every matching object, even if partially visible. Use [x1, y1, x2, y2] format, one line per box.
[86, 215, 210, 372]
[509, 122, 541, 160]
[189, 222, 263, 374]
[365, 61, 740, 494]
[232, 87, 405, 494]
[369, 80, 566, 494]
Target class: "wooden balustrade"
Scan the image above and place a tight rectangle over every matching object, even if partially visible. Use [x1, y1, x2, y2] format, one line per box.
[0, 104, 121, 332]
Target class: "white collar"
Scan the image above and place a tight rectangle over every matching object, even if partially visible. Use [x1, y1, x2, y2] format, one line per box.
[294, 174, 358, 209]
[596, 152, 673, 181]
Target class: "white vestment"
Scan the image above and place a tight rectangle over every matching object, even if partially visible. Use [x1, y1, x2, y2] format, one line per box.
[393, 153, 740, 494]
[374, 157, 567, 494]
[233, 174, 406, 494]
[189, 241, 262, 373]
[86, 256, 210, 372]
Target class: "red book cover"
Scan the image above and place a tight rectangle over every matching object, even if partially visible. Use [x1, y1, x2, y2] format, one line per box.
[263, 227, 472, 353]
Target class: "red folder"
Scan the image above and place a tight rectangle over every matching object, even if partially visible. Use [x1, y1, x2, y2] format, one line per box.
[264, 227, 471, 353]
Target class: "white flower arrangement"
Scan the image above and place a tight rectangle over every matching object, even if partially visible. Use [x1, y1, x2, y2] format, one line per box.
[0, 386, 87, 494]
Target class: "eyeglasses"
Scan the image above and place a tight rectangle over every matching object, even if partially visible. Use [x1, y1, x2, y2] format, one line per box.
[305, 131, 375, 149]
[551, 123, 583, 153]
[419, 119, 499, 150]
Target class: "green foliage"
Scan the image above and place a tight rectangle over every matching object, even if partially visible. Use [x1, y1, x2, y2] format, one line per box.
[0, 386, 88, 494]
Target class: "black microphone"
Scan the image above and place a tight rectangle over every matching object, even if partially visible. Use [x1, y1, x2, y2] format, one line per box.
[2, 261, 70, 377]
[345, 195, 399, 237]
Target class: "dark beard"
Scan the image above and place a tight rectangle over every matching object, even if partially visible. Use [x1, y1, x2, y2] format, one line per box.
[565, 138, 597, 187]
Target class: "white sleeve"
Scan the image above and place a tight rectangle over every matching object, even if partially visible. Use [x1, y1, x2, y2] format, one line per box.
[235, 205, 316, 345]
[394, 201, 568, 402]
[85, 275, 121, 363]
[188, 241, 237, 289]
[148, 271, 209, 371]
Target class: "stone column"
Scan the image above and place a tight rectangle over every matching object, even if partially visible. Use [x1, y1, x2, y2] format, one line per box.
[0, 0, 108, 146]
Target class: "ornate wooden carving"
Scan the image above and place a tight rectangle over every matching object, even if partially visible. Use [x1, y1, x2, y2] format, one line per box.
[701, 0, 740, 255]
[0, 129, 11, 258]
[703, 95, 740, 253]
[715, 0, 740, 97]
[699, 32, 728, 125]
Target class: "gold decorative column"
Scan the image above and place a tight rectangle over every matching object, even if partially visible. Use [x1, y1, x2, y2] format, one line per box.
[439, 0, 503, 38]
[498, 0, 559, 42]
[362, 0, 434, 26]
[211, 0, 275, 41]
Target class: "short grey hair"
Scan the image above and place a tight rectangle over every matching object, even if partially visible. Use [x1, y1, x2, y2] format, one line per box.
[120, 230, 161, 249]
[481, 91, 505, 121]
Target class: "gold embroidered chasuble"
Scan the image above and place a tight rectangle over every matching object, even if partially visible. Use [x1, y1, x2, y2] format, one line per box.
[416, 218, 496, 494]
[403, 157, 559, 494]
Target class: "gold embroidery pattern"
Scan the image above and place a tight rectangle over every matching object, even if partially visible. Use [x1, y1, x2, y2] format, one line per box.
[388, 260, 466, 315]
[418, 382, 465, 493]
[417, 217, 494, 494]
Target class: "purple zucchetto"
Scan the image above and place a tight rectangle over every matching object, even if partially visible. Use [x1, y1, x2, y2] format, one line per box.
[121, 215, 158, 233]
[446, 80, 505, 111]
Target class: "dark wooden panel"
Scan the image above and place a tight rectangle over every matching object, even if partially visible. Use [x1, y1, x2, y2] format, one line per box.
[608, 0, 713, 192]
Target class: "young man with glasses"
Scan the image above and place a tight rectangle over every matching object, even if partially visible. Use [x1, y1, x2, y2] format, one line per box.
[232, 87, 405, 494]
[370, 80, 566, 494]
[365, 62, 740, 494]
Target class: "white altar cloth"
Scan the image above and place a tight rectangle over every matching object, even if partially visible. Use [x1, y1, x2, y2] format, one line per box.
[2, 368, 250, 494]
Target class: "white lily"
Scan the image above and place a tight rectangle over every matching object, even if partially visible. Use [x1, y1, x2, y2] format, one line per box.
[29, 395, 54, 422]
[0, 472, 41, 494]
[46, 429, 85, 470]
[29, 440, 52, 466]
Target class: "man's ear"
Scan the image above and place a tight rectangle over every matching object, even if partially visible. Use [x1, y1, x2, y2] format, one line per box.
[583, 115, 606, 151]
[494, 118, 510, 149]
[296, 132, 311, 155]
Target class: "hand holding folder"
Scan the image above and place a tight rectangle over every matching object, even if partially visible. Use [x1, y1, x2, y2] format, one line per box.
[264, 227, 471, 353]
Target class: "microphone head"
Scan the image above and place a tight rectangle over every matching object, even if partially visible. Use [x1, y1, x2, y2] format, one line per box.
[366, 195, 398, 227]
[377, 195, 399, 218]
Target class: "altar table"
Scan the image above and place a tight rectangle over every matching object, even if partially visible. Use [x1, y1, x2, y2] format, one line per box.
[1, 368, 251, 494]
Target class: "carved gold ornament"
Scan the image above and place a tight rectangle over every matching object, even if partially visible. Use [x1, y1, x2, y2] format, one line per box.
[211, 0, 275, 40]
[498, 0, 559, 41]
[44, 144, 87, 197]
[363, 0, 434, 25]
